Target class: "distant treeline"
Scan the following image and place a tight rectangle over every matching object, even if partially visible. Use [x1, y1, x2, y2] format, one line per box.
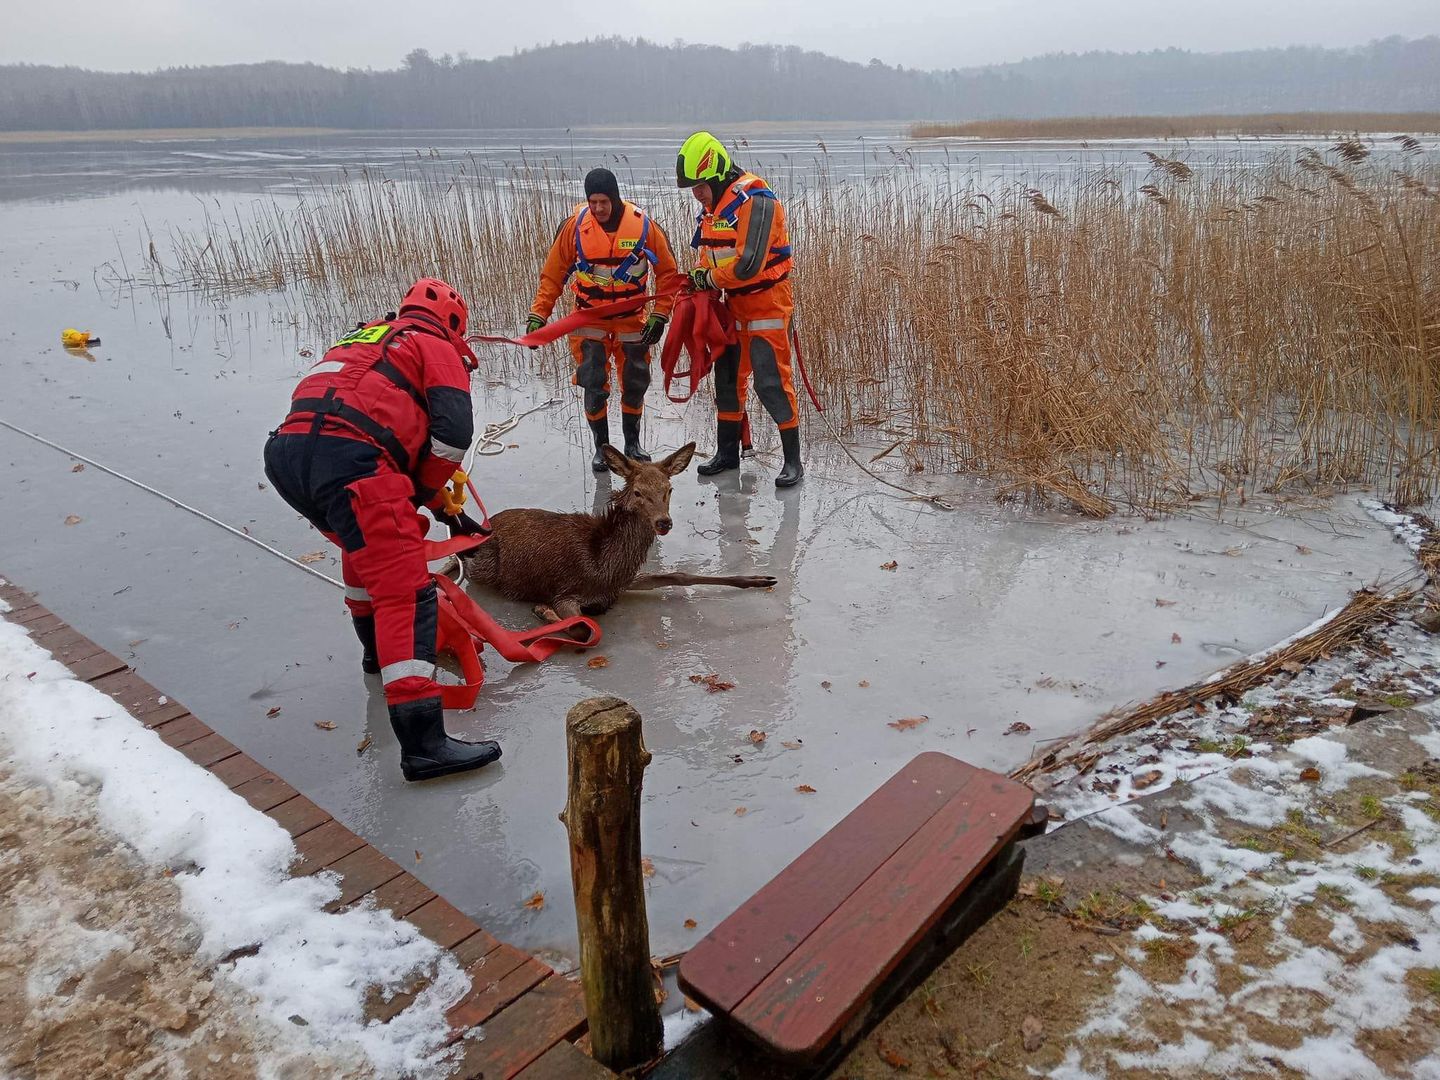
[2, 35, 1438, 131]
[913, 112, 1440, 140]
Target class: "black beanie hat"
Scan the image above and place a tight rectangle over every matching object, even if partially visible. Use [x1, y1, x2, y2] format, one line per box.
[583, 167, 622, 209]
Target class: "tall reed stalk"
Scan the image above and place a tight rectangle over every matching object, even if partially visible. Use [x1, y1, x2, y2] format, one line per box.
[132, 141, 1440, 512]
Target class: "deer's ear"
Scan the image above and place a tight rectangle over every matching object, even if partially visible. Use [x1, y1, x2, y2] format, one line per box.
[662, 442, 696, 476]
[602, 445, 635, 478]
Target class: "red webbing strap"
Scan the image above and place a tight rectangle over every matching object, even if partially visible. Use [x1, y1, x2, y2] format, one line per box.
[467, 288, 682, 348]
[660, 290, 736, 403]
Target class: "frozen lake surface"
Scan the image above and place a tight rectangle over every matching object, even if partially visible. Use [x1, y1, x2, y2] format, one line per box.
[0, 128, 1422, 961]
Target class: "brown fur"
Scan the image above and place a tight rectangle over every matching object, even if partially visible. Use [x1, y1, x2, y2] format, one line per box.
[460, 443, 777, 623]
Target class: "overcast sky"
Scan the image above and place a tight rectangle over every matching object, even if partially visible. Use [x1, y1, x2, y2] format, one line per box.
[7, 0, 1436, 72]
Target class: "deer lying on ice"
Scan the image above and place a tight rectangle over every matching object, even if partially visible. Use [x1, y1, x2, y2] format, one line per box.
[460, 442, 777, 624]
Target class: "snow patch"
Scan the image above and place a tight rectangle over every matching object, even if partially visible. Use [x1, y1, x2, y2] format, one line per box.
[0, 618, 468, 1077]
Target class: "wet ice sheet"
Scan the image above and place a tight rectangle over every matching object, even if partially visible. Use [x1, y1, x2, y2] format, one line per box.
[0, 164, 1423, 963]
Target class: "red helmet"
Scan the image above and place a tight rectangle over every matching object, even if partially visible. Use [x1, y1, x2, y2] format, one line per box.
[400, 277, 478, 368]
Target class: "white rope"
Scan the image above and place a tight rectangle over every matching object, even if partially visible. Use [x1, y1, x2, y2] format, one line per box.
[0, 416, 346, 588]
[0, 399, 564, 593]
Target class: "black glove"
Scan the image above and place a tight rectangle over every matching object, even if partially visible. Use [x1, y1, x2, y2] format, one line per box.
[640, 314, 668, 348]
[435, 510, 491, 538]
[524, 314, 545, 351]
[686, 267, 714, 291]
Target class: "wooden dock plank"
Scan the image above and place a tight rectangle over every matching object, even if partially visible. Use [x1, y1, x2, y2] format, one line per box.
[209, 753, 270, 790]
[151, 714, 212, 748]
[357, 871, 437, 920]
[72, 650, 128, 681]
[679, 752, 978, 1013]
[91, 669, 191, 725]
[176, 731, 242, 768]
[232, 773, 300, 812]
[731, 771, 1033, 1057]
[9, 603, 53, 626]
[452, 975, 588, 1080]
[446, 945, 549, 1033]
[291, 820, 367, 874]
[265, 795, 332, 838]
[322, 846, 407, 910]
[407, 897, 484, 950]
[17, 612, 65, 636]
[514, 1041, 617, 1080]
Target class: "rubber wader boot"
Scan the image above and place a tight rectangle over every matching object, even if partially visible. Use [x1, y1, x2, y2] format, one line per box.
[589, 417, 611, 473]
[775, 426, 804, 487]
[388, 698, 501, 782]
[353, 615, 380, 675]
[696, 419, 742, 476]
[621, 413, 651, 462]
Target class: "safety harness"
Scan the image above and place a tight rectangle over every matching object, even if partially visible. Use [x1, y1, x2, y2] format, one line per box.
[571, 207, 659, 310]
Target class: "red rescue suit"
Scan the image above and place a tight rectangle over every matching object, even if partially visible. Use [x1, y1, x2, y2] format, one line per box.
[265, 313, 473, 709]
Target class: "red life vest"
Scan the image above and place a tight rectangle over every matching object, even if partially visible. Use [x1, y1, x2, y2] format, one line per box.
[276, 314, 458, 477]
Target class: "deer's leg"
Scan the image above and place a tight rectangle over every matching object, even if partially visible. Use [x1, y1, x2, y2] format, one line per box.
[628, 572, 778, 591]
[533, 597, 594, 642]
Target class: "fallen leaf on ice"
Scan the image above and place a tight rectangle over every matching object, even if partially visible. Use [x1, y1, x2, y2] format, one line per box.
[1003, 721, 1031, 735]
[889, 716, 929, 731]
[1155, 597, 1176, 607]
[642, 858, 656, 878]
[1021, 1014, 1045, 1052]
[880, 560, 899, 571]
[858, 679, 870, 688]
[64, 515, 82, 526]
[748, 729, 767, 745]
[782, 739, 803, 749]
[586, 656, 610, 669]
[70, 463, 84, 473]
[689, 673, 735, 693]
[297, 550, 327, 564]
[684, 919, 697, 930]
[656, 641, 669, 649]
[1171, 632, 1182, 644]
[523, 891, 545, 911]
[796, 784, 817, 794]
[820, 680, 832, 690]
[414, 850, 422, 863]
[734, 807, 747, 816]
[1132, 769, 1163, 790]
[1295, 545, 1313, 555]
[314, 720, 336, 731]
[1299, 766, 1322, 782]
[265, 706, 281, 718]
[356, 734, 372, 755]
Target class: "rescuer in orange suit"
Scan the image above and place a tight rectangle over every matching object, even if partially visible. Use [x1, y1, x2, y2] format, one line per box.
[676, 131, 802, 487]
[527, 168, 680, 471]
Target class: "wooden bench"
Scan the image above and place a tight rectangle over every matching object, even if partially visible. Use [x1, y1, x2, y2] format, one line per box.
[677, 752, 1036, 1069]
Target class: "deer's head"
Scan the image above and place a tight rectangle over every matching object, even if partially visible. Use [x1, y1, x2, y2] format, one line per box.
[602, 443, 697, 537]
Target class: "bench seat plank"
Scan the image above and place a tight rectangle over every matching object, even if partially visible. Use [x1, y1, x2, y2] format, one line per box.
[678, 752, 977, 1013]
[731, 768, 1032, 1058]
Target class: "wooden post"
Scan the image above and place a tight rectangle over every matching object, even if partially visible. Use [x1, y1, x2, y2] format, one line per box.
[562, 696, 663, 1070]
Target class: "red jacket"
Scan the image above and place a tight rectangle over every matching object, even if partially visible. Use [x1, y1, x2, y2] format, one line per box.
[277, 314, 473, 504]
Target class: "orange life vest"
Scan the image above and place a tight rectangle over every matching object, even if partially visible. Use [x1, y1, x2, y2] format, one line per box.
[569, 201, 659, 309]
[692, 172, 793, 297]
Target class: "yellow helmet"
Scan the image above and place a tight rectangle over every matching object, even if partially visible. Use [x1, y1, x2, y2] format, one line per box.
[677, 131, 731, 188]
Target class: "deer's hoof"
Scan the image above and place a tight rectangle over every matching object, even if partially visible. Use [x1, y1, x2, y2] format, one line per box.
[533, 604, 562, 624]
[748, 576, 779, 589]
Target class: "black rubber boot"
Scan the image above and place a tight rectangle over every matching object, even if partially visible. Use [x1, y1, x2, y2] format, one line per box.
[775, 426, 804, 488]
[388, 697, 501, 782]
[621, 414, 651, 462]
[353, 616, 380, 675]
[588, 417, 611, 473]
[696, 420, 742, 476]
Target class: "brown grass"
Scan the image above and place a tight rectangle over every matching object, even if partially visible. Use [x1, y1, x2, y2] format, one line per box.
[911, 113, 1440, 140]
[116, 139, 1440, 512]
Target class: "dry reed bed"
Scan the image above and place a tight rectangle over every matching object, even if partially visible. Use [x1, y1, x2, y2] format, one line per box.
[911, 113, 1440, 140]
[129, 142, 1440, 513]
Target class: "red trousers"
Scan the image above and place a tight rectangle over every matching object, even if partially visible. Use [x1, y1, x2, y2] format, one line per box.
[263, 434, 438, 708]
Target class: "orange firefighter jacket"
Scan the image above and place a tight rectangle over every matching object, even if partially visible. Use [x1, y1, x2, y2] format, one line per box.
[530, 201, 679, 333]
